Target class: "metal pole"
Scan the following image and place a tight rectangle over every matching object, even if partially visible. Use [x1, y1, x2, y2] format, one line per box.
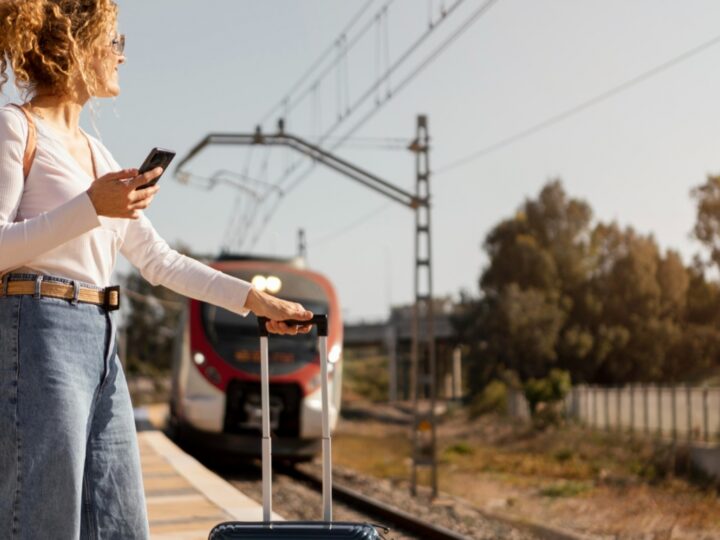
[452, 347, 462, 400]
[260, 335, 272, 522]
[410, 115, 436, 499]
[319, 335, 332, 522]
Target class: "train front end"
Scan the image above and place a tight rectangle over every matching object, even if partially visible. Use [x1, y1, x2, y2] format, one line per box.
[169, 257, 343, 460]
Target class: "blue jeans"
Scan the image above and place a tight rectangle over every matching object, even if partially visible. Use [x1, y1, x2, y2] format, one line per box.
[0, 273, 149, 539]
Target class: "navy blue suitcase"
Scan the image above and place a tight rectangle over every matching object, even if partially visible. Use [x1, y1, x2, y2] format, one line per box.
[209, 521, 384, 539]
[208, 315, 387, 540]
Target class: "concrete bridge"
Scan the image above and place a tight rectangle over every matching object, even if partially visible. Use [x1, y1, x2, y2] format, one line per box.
[343, 298, 463, 401]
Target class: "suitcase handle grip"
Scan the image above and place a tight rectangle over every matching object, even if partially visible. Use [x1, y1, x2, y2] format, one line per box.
[257, 314, 328, 337]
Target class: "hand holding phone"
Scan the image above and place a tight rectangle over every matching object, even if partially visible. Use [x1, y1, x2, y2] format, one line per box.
[136, 147, 176, 190]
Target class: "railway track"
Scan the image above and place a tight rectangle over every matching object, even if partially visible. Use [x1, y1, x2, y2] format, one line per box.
[275, 462, 471, 540]
[214, 458, 471, 540]
[166, 419, 538, 540]
[202, 453, 537, 540]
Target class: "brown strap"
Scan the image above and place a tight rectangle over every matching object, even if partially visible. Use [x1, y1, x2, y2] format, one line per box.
[0, 280, 119, 308]
[9, 104, 37, 181]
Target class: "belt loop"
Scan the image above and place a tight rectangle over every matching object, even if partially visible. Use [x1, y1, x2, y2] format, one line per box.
[33, 274, 44, 299]
[1, 274, 9, 296]
[71, 280, 81, 305]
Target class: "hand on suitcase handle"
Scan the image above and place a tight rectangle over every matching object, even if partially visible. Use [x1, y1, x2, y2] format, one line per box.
[257, 314, 328, 337]
[244, 287, 315, 335]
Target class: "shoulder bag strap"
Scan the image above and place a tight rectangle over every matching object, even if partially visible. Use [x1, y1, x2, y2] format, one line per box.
[9, 104, 37, 181]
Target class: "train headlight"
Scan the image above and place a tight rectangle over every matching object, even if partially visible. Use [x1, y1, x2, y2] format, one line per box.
[328, 344, 341, 364]
[266, 276, 282, 294]
[251, 275, 267, 291]
[251, 274, 282, 294]
[193, 352, 206, 366]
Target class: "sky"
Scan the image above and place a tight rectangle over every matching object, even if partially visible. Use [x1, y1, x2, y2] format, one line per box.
[5, 0, 720, 323]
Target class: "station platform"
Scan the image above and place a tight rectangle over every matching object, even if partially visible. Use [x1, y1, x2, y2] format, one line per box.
[135, 406, 284, 539]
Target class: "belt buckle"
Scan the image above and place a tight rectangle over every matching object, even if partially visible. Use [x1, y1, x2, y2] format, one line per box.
[103, 285, 121, 312]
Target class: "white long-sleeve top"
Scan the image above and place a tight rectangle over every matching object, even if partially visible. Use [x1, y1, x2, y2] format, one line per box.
[0, 104, 251, 315]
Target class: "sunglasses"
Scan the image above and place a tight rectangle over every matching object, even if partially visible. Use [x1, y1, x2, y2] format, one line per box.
[110, 34, 125, 55]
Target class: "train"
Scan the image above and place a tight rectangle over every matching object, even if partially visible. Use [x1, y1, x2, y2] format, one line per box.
[168, 254, 343, 461]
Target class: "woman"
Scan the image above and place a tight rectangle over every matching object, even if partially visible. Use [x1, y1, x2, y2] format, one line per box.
[0, 1, 313, 538]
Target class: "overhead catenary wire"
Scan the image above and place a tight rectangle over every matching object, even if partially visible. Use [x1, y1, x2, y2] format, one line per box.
[329, 0, 501, 154]
[434, 29, 720, 176]
[258, 0, 379, 126]
[243, 0, 500, 250]
[237, 1, 398, 251]
[253, 0, 471, 208]
[296, 0, 475, 157]
[302, 134, 410, 150]
[322, 142, 406, 151]
[247, 1, 390, 234]
[260, 0, 397, 129]
[259, 0, 500, 232]
[312, 201, 394, 247]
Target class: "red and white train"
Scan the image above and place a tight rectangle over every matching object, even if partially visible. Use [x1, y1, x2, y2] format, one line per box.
[168, 254, 343, 461]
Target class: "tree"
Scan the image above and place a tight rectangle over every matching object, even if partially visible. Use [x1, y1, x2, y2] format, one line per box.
[691, 175, 720, 269]
[454, 178, 720, 397]
[120, 244, 193, 375]
[457, 181, 590, 389]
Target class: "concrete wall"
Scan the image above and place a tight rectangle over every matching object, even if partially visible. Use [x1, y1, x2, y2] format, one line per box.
[566, 385, 720, 441]
[507, 385, 720, 481]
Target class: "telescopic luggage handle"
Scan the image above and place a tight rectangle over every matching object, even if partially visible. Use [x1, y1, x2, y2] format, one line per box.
[208, 313, 386, 538]
[256, 313, 333, 523]
[256, 314, 328, 337]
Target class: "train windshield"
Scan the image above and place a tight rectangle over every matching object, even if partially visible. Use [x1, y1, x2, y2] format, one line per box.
[200, 299, 329, 375]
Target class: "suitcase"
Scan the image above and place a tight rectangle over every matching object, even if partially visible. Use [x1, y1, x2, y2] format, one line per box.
[208, 314, 388, 539]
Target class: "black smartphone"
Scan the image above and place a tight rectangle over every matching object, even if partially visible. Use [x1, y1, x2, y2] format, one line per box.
[136, 147, 176, 189]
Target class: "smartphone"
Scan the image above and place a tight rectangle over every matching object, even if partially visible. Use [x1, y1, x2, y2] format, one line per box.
[136, 147, 176, 189]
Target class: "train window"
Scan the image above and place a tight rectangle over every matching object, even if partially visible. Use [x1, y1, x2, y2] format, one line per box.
[200, 299, 329, 374]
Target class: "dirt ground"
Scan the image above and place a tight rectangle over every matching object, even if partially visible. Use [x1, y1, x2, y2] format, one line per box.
[333, 400, 720, 540]
[135, 378, 720, 539]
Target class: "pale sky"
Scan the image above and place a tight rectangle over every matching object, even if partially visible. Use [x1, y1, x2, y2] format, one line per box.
[5, 1, 720, 322]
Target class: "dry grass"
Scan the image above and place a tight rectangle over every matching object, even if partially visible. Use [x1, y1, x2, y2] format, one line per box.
[333, 401, 720, 538]
[331, 430, 410, 479]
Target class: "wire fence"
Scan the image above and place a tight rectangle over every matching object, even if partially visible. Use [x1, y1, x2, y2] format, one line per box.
[507, 384, 720, 443]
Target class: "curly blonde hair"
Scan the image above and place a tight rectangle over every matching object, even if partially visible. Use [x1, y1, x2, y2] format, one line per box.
[0, 0, 118, 100]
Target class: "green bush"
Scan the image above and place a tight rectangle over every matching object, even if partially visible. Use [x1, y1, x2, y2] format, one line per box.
[444, 441, 474, 456]
[539, 480, 592, 498]
[553, 448, 574, 462]
[469, 380, 508, 418]
[342, 352, 389, 402]
[523, 369, 571, 428]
